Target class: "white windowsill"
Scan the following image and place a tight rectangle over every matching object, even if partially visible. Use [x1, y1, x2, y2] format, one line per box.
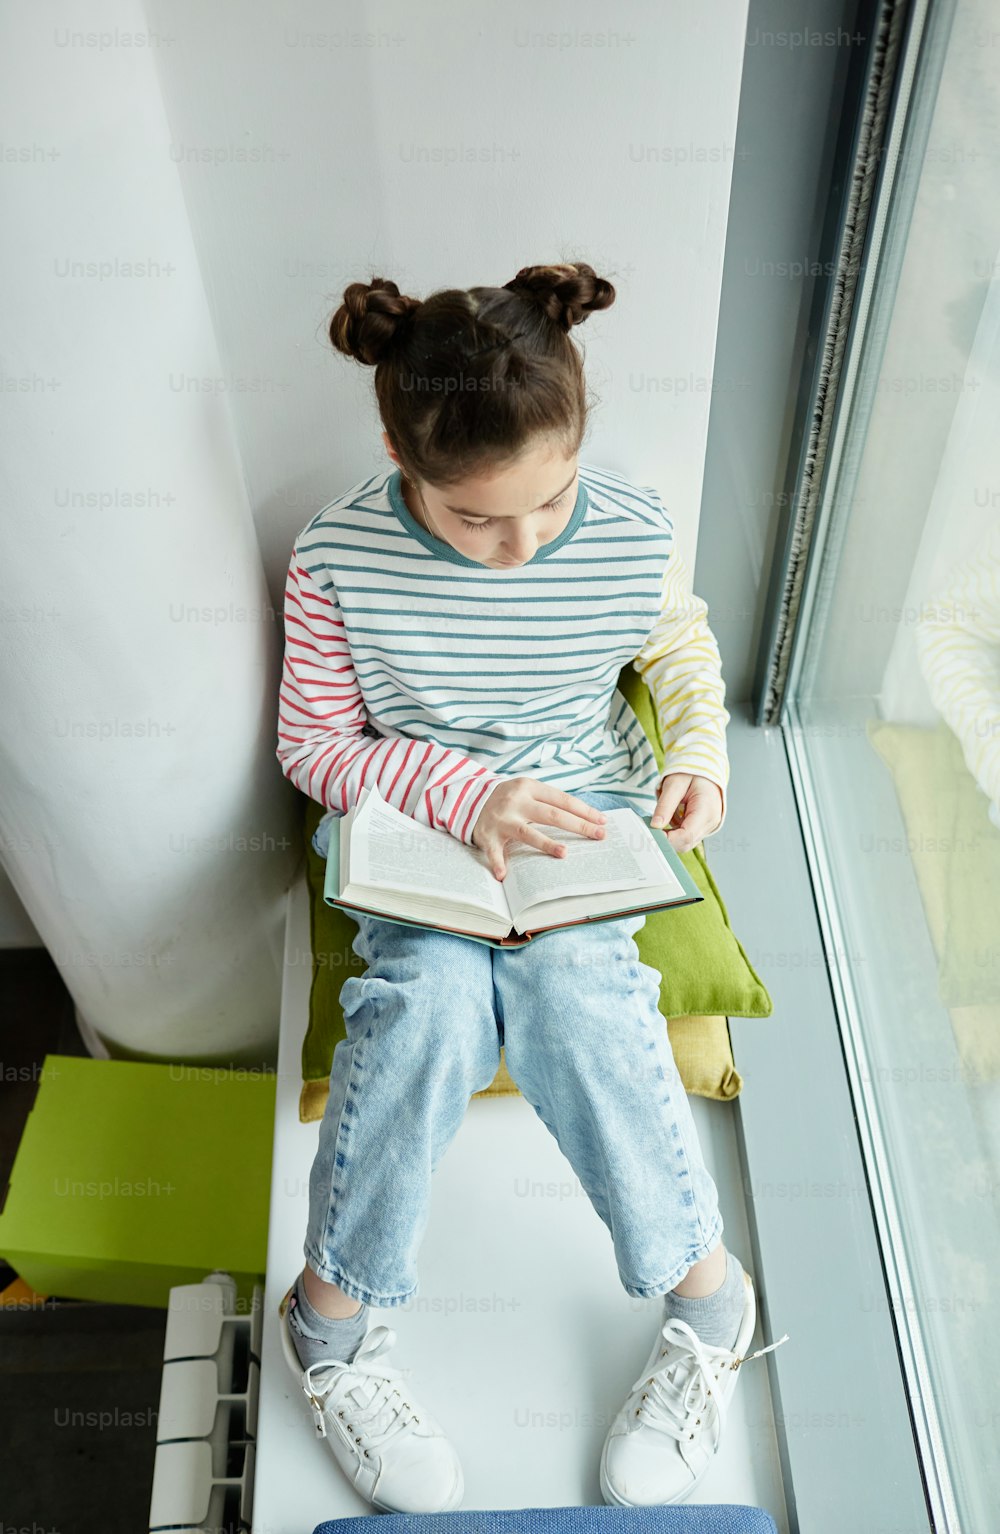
[252, 748, 790, 1530]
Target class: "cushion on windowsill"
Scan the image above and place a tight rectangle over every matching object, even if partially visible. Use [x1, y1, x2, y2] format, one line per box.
[310, 1502, 780, 1534]
[295, 666, 771, 1119]
[868, 716, 1000, 1079]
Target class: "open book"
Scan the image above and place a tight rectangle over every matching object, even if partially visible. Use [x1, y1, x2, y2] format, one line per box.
[322, 783, 703, 947]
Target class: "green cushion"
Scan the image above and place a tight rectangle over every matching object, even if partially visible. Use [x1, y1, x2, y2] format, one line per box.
[298, 664, 772, 1113]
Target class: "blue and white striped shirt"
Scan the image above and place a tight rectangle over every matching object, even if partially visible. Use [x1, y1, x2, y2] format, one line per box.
[276, 461, 730, 856]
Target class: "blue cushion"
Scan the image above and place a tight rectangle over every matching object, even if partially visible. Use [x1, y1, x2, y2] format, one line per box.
[313, 1504, 779, 1534]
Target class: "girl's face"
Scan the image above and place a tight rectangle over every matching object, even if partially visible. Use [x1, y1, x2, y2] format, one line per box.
[383, 432, 579, 568]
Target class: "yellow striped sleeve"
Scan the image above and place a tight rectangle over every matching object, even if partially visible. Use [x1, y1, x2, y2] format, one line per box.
[632, 541, 731, 834]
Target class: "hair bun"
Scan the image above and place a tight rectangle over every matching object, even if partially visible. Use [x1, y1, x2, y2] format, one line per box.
[329, 277, 422, 366]
[503, 262, 615, 331]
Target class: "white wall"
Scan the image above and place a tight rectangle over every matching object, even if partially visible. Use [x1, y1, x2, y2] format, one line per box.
[0, 0, 299, 1060]
[0, 874, 41, 949]
[142, 0, 749, 593]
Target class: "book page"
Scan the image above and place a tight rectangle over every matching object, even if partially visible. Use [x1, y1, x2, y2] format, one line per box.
[502, 808, 684, 925]
[348, 787, 509, 919]
[517, 881, 695, 935]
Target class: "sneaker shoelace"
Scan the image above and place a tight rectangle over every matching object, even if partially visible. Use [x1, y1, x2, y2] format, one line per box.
[301, 1326, 421, 1455]
[631, 1316, 790, 1449]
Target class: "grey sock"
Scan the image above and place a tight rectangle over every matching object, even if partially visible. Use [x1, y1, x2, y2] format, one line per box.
[287, 1271, 370, 1370]
[663, 1248, 747, 1350]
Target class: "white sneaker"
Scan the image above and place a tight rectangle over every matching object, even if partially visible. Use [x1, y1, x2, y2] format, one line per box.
[278, 1284, 464, 1513]
[600, 1269, 789, 1506]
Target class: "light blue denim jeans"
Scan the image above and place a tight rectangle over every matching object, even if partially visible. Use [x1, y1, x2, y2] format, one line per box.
[304, 789, 724, 1306]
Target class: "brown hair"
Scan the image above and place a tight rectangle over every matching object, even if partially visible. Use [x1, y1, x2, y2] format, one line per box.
[327, 262, 616, 488]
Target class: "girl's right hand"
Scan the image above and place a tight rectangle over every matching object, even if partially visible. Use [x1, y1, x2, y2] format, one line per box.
[471, 777, 607, 881]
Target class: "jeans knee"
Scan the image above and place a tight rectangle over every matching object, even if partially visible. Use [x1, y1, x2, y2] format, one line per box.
[340, 965, 499, 1069]
[514, 925, 635, 998]
[501, 925, 659, 1069]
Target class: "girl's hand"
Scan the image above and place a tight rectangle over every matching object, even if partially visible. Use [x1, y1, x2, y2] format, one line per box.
[651, 772, 723, 853]
[472, 777, 607, 881]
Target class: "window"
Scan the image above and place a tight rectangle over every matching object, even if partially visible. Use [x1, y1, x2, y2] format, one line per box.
[780, 3, 1000, 1525]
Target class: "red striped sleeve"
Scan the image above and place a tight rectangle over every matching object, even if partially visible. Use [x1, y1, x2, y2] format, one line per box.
[275, 549, 505, 844]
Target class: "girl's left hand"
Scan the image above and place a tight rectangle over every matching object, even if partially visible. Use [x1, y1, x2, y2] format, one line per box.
[650, 772, 723, 853]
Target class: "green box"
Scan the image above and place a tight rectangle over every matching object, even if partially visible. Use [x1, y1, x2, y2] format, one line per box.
[0, 1055, 275, 1309]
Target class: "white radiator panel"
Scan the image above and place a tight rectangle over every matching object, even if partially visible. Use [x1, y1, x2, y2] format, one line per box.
[149, 1273, 261, 1533]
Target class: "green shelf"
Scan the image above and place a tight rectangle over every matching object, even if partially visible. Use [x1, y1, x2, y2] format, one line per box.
[0, 1055, 275, 1309]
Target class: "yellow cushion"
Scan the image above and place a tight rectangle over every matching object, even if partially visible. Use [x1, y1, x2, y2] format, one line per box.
[299, 1018, 743, 1123]
[473, 1016, 743, 1101]
[868, 717, 1000, 1080]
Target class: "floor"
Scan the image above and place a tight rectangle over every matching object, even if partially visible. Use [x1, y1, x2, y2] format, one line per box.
[0, 949, 167, 1534]
[253, 872, 790, 1531]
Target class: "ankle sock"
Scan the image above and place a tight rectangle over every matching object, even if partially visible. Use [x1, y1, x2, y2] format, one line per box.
[663, 1247, 747, 1350]
[286, 1271, 370, 1371]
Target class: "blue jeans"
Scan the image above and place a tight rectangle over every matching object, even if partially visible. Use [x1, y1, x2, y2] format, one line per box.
[304, 790, 724, 1306]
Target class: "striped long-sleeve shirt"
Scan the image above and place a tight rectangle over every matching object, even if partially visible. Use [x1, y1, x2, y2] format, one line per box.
[276, 462, 731, 858]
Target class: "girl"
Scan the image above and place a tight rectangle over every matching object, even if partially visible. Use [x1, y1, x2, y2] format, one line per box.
[274, 262, 786, 1514]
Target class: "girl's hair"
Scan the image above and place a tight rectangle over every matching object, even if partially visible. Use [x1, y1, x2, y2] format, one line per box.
[327, 262, 616, 487]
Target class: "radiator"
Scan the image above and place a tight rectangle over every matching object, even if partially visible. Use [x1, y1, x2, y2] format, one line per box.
[148, 1271, 262, 1533]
